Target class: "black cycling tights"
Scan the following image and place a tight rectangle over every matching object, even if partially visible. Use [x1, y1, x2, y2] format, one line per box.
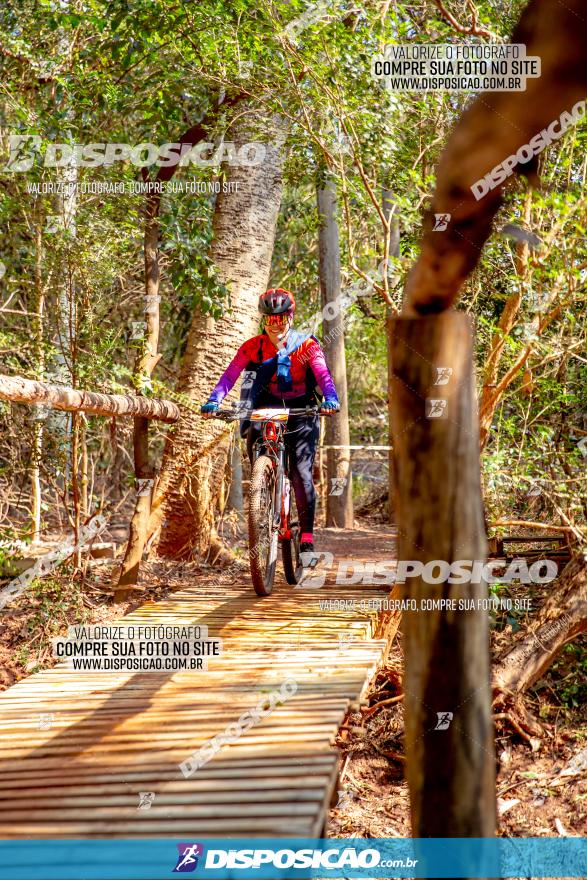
[246, 412, 320, 537]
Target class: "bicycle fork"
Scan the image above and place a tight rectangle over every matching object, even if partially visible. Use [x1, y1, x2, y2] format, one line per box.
[273, 441, 286, 531]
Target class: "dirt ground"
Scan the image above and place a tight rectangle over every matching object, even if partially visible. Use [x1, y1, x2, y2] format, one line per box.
[329, 634, 586, 840]
[1, 513, 585, 849]
[326, 514, 586, 843]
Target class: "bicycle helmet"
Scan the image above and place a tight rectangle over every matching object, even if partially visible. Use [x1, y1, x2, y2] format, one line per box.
[258, 288, 296, 316]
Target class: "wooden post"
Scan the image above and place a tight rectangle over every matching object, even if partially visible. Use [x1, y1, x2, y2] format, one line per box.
[389, 311, 496, 839]
[386, 305, 396, 524]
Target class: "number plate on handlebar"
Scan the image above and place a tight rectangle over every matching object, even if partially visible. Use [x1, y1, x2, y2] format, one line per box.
[251, 408, 289, 422]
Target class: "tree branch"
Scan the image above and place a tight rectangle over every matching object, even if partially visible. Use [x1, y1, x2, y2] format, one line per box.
[433, 0, 496, 40]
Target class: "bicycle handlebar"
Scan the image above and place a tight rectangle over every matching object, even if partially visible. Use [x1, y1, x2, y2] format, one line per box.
[210, 405, 329, 421]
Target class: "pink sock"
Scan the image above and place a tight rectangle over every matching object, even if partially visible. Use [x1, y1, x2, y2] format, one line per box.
[301, 532, 313, 544]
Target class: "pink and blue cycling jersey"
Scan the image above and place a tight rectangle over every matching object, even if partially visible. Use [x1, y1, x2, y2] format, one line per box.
[208, 332, 338, 404]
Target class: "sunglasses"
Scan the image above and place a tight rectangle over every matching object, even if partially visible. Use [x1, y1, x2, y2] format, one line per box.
[264, 315, 291, 327]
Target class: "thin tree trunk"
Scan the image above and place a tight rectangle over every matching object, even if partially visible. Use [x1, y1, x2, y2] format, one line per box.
[45, 137, 77, 523]
[226, 442, 243, 513]
[109, 418, 126, 500]
[0, 375, 179, 421]
[383, 185, 399, 524]
[30, 226, 45, 544]
[71, 412, 81, 566]
[316, 176, 353, 528]
[478, 193, 531, 449]
[80, 416, 88, 519]
[149, 116, 286, 560]
[116, 191, 162, 590]
[30, 417, 43, 544]
[390, 312, 495, 840]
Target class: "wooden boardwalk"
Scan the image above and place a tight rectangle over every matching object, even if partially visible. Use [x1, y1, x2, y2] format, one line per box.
[0, 527, 396, 838]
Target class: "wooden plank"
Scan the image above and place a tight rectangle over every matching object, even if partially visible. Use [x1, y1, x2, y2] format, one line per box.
[0, 758, 337, 788]
[0, 530, 394, 838]
[0, 780, 332, 799]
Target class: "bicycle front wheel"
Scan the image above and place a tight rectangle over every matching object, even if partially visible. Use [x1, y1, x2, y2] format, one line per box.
[248, 455, 278, 596]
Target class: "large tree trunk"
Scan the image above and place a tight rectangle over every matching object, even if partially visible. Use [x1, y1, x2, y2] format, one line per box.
[116, 100, 245, 588]
[493, 556, 587, 695]
[402, 0, 587, 317]
[316, 176, 353, 528]
[390, 312, 495, 839]
[149, 117, 286, 560]
[0, 374, 179, 421]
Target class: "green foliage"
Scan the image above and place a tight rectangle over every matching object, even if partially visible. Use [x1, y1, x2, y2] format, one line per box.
[537, 639, 587, 711]
[11, 570, 90, 674]
[0, 0, 584, 558]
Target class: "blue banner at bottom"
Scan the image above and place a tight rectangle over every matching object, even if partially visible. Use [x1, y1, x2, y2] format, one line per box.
[0, 837, 585, 879]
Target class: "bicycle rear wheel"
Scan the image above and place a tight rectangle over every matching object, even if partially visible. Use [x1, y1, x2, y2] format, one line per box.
[248, 455, 278, 596]
[282, 482, 303, 584]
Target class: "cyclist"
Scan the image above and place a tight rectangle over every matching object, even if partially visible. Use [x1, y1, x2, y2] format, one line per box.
[201, 288, 340, 560]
